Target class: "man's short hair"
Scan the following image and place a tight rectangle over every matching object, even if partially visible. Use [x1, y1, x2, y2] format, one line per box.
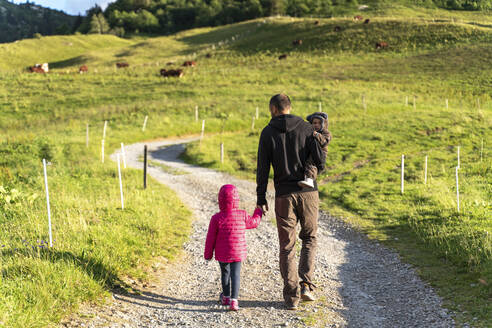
[269, 94, 291, 112]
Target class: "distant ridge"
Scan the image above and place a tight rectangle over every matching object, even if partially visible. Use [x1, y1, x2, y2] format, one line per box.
[0, 0, 79, 43]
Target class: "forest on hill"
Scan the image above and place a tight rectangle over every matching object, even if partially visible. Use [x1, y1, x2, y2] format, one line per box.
[80, 0, 492, 36]
[2, 0, 491, 43]
[0, 0, 79, 43]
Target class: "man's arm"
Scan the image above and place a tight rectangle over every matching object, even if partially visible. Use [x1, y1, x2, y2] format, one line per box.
[256, 129, 271, 207]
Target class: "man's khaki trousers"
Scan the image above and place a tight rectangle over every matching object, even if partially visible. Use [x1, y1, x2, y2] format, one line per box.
[274, 191, 318, 306]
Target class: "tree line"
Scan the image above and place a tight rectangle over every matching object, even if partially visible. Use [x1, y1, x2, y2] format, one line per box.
[2, 0, 490, 43]
[77, 0, 492, 37]
[0, 0, 77, 43]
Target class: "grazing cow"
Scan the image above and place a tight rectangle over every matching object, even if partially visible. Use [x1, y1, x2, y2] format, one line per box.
[79, 65, 88, 74]
[278, 54, 287, 60]
[116, 62, 129, 68]
[292, 39, 302, 46]
[206, 53, 213, 58]
[334, 26, 342, 32]
[41, 63, 49, 73]
[375, 42, 389, 49]
[160, 68, 184, 78]
[364, 19, 370, 24]
[29, 65, 45, 73]
[314, 20, 319, 25]
[354, 15, 363, 21]
[182, 61, 196, 67]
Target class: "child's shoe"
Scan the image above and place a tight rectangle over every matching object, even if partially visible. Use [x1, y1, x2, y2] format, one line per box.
[229, 299, 239, 311]
[219, 293, 230, 306]
[298, 177, 314, 188]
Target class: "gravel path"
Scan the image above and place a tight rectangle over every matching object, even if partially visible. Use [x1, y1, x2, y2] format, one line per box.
[65, 138, 455, 328]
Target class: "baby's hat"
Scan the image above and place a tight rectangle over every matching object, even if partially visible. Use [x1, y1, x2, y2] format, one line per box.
[306, 112, 328, 128]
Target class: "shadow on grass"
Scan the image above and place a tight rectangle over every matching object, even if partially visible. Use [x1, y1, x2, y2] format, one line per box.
[50, 55, 94, 69]
[0, 248, 130, 292]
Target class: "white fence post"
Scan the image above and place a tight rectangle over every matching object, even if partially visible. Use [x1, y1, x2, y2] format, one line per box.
[251, 116, 255, 131]
[455, 166, 460, 212]
[256, 106, 259, 119]
[220, 143, 224, 163]
[117, 154, 124, 210]
[445, 98, 448, 109]
[200, 119, 205, 141]
[457, 146, 460, 168]
[101, 139, 105, 163]
[142, 115, 148, 132]
[195, 106, 199, 122]
[42, 159, 53, 248]
[405, 96, 408, 106]
[401, 155, 405, 194]
[121, 143, 127, 169]
[103, 120, 108, 140]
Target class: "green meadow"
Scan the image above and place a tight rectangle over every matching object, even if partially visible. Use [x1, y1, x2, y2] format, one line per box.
[0, 6, 491, 327]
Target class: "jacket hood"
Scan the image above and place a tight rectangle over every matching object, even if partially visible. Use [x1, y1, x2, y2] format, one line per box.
[306, 112, 328, 130]
[268, 114, 304, 133]
[218, 184, 239, 212]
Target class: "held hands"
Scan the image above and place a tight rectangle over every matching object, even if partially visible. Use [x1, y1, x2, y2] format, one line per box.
[256, 203, 269, 214]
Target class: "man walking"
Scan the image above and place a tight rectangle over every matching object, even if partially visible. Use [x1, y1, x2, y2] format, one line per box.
[256, 94, 326, 310]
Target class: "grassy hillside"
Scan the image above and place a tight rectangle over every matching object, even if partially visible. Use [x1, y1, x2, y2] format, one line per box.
[0, 34, 134, 71]
[0, 8, 491, 327]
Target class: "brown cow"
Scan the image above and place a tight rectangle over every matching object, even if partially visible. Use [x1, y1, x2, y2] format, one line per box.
[116, 62, 129, 68]
[364, 19, 370, 24]
[354, 15, 363, 21]
[160, 68, 184, 78]
[29, 66, 45, 73]
[292, 39, 302, 46]
[182, 61, 196, 67]
[278, 54, 287, 60]
[28, 65, 45, 73]
[314, 20, 320, 25]
[206, 53, 213, 58]
[334, 26, 342, 32]
[79, 65, 88, 73]
[375, 42, 389, 49]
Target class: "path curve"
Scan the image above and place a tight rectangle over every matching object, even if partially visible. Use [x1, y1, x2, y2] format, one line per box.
[68, 138, 455, 328]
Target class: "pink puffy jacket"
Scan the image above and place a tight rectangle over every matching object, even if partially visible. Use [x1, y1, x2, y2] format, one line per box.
[204, 184, 262, 263]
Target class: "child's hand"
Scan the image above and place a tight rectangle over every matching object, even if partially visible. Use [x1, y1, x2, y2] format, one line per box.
[256, 203, 268, 213]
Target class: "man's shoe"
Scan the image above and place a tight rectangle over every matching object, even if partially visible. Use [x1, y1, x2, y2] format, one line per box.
[298, 178, 314, 189]
[301, 283, 316, 302]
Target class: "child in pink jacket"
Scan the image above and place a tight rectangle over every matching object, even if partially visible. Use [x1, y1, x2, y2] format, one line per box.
[204, 184, 263, 311]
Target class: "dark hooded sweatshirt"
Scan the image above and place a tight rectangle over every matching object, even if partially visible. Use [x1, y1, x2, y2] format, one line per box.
[256, 114, 326, 205]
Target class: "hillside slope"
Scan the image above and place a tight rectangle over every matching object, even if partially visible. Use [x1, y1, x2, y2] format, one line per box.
[0, 10, 491, 328]
[0, 0, 78, 43]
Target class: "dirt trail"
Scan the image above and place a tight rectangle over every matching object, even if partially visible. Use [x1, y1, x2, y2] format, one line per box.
[64, 138, 454, 328]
